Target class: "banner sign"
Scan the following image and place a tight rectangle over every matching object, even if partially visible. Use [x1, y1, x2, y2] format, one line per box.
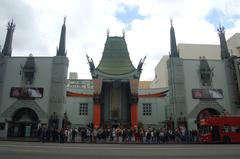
[192, 89, 223, 99]
[10, 87, 44, 99]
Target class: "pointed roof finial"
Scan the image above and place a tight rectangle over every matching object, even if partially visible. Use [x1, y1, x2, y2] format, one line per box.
[122, 29, 125, 38]
[2, 19, 15, 56]
[217, 24, 225, 35]
[7, 19, 15, 30]
[56, 17, 66, 56]
[170, 18, 173, 27]
[107, 28, 110, 37]
[217, 24, 230, 59]
[170, 18, 179, 57]
[63, 16, 66, 24]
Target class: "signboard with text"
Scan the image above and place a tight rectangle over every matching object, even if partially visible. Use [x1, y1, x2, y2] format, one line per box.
[10, 87, 44, 99]
[192, 89, 223, 99]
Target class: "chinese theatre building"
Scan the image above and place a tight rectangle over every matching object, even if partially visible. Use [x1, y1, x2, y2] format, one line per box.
[86, 31, 146, 128]
[0, 18, 239, 139]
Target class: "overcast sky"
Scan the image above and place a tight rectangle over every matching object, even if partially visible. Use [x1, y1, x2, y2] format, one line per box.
[0, 0, 240, 80]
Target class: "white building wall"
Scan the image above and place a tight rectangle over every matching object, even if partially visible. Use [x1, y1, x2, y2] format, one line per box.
[32, 58, 53, 114]
[138, 96, 168, 128]
[227, 33, 240, 56]
[65, 97, 93, 127]
[150, 55, 169, 88]
[179, 44, 220, 60]
[182, 60, 200, 115]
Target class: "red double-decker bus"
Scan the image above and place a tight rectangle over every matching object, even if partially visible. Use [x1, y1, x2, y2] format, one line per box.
[199, 116, 240, 143]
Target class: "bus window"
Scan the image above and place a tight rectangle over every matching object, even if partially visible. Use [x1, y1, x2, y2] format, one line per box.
[231, 126, 240, 133]
[212, 126, 221, 141]
[223, 125, 231, 132]
[199, 126, 210, 134]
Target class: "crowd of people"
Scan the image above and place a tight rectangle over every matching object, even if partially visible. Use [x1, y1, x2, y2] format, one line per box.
[37, 126, 199, 144]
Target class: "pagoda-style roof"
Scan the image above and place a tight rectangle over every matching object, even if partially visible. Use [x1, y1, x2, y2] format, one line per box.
[96, 36, 136, 75]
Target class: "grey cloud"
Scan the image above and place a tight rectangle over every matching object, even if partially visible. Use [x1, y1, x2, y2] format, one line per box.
[0, 0, 49, 56]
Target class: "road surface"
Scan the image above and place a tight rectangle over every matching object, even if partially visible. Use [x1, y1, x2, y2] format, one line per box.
[0, 141, 239, 159]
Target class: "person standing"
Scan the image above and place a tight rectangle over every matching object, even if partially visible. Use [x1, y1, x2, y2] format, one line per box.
[71, 128, 77, 143]
[60, 128, 65, 143]
[41, 125, 47, 143]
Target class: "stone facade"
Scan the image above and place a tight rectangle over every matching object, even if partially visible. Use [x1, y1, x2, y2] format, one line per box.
[167, 58, 240, 129]
[0, 56, 68, 138]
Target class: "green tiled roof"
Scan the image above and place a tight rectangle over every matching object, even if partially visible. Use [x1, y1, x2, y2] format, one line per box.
[96, 36, 136, 75]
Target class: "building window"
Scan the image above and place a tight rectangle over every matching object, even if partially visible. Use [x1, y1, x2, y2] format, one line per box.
[79, 103, 88, 115]
[143, 103, 152, 116]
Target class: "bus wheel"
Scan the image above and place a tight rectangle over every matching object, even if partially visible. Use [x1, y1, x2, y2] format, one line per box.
[223, 136, 231, 144]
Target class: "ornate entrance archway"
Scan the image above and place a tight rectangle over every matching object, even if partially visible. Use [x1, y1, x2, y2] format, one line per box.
[196, 108, 220, 128]
[8, 108, 39, 137]
[101, 81, 131, 127]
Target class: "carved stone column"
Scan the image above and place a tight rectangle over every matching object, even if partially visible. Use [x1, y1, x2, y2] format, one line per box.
[93, 94, 101, 128]
[130, 95, 138, 128]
